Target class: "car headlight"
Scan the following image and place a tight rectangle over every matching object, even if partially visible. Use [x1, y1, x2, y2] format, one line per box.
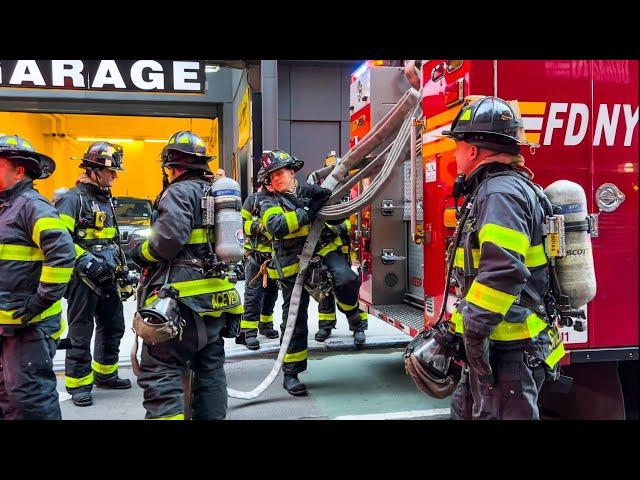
[132, 228, 152, 238]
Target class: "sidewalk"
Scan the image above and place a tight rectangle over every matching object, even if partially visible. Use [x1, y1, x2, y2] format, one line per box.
[53, 280, 411, 371]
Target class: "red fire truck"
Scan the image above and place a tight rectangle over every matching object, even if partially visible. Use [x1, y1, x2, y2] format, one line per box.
[349, 60, 638, 419]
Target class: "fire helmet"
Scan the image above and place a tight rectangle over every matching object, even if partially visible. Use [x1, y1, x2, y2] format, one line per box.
[161, 131, 213, 172]
[0, 135, 56, 179]
[441, 96, 537, 154]
[259, 150, 303, 178]
[80, 141, 124, 171]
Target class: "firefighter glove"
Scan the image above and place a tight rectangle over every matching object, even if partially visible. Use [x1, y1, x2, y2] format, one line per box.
[303, 184, 332, 200]
[463, 330, 493, 386]
[249, 221, 263, 235]
[12, 294, 55, 324]
[83, 255, 116, 288]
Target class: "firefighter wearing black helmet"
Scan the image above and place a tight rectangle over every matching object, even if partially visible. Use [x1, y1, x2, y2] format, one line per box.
[0, 135, 76, 419]
[259, 149, 367, 395]
[440, 96, 564, 420]
[131, 131, 242, 420]
[55, 141, 131, 407]
[235, 166, 279, 351]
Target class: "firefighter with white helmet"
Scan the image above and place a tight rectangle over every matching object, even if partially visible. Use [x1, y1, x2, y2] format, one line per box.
[55, 141, 132, 407]
[0, 135, 76, 419]
[130, 131, 242, 419]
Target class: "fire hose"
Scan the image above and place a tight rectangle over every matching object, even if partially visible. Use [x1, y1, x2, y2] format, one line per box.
[227, 88, 421, 400]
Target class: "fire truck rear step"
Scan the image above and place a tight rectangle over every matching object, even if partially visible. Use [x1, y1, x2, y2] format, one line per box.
[363, 303, 423, 338]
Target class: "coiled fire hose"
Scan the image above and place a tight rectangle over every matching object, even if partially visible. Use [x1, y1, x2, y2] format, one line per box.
[227, 88, 421, 400]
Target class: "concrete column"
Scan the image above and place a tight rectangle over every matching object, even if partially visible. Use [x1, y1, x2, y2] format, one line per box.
[261, 60, 278, 151]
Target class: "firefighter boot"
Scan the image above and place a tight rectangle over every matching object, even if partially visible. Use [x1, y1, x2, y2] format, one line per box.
[283, 373, 307, 396]
[94, 376, 132, 389]
[236, 331, 260, 350]
[71, 391, 93, 407]
[353, 330, 366, 347]
[259, 323, 280, 339]
[315, 327, 332, 342]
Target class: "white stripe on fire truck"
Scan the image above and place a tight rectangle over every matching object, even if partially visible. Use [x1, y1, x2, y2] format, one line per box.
[522, 117, 544, 131]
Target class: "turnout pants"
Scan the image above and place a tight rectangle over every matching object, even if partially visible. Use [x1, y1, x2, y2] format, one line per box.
[242, 254, 279, 338]
[0, 326, 61, 420]
[137, 303, 235, 420]
[322, 251, 367, 331]
[65, 275, 125, 393]
[278, 275, 311, 376]
[451, 346, 546, 420]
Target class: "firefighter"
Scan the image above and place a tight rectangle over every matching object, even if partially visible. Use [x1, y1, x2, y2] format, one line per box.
[441, 96, 563, 420]
[235, 167, 279, 351]
[310, 151, 367, 344]
[131, 131, 242, 420]
[0, 135, 76, 419]
[55, 141, 131, 407]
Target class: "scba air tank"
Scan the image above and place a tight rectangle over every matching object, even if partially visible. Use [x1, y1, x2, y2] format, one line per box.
[544, 180, 597, 308]
[210, 177, 244, 264]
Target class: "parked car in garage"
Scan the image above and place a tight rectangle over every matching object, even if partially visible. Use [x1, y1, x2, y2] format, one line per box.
[113, 196, 153, 270]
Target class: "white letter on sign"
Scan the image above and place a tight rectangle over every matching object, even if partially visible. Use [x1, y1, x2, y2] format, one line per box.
[131, 60, 164, 90]
[10, 60, 46, 86]
[564, 103, 589, 146]
[594, 104, 621, 146]
[91, 60, 126, 89]
[623, 105, 638, 147]
[52, 60, 85, 87]
[543, 103, 568, 145]
[173, 61, 201, 91]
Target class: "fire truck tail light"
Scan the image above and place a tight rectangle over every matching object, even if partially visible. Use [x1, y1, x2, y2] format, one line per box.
[444, 78, 465, 107]
[444, 208, 458, 228]
[370, 60, 385, 67]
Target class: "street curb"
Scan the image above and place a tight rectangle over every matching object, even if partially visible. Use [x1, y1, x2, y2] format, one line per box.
[53, 337, 410, 372]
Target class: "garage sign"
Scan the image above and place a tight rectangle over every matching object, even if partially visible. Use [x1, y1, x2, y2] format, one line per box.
[0, 60, 206, 94]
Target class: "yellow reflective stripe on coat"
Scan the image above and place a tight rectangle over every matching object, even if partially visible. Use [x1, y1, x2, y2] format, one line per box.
[60, 213, 76, 232]
[260, 313, 274, 323]
[199, 304, 244, 318]
[525, 244, 547, 268]
[450, 308, 548, 341]
[51, 316, 67, 340]
[316, 240, 340, 257]
[187, 228, 208, 244]
[145, 278, 238, 306]
[319, 312, 336, 321]
[148, 413, 184, 420]
[283, 224, 310, 239]
[244, 219, 254, 236]
[284, 349, 308, 363]
[0, 300, 62, 325]
[83, 227, 117, 240]
[262, 206, 284, 226]
[65, 372, 94, 389]
[141, 240, 158, 262]
[32, 217, 67, 247]
[40, 265, 73, 284]
[337, 299, 358, 312]
[241, 320, 259, 329]
[454, 248, 480, 269]
[92, 360, 118, 375]
[479, 223, 530, 257]
[267, 262, 299, 279]
[241, 209, 252, 220]
[75, 244, 86, 258]
[0, 244, 44, 261]
[284, 211, 299, 233]
[545, 342, 565, 368]
[466, 280, 516, 316]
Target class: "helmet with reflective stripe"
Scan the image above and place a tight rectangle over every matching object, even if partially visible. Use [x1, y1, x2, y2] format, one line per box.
[441, 96, 537, 154]
[161, 131, 213, 171]
[260, 150, 303, 177]
[81, 141, 124, 171]
[0, 135, 56, 179]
